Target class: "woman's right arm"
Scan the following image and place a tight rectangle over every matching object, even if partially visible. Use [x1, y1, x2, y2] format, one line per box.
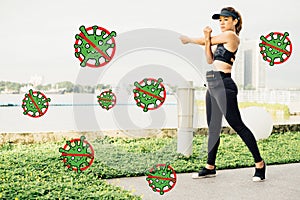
[180, 34, 213, 64]
[179, 35, 205, 45]
[180, 31, 237, 46]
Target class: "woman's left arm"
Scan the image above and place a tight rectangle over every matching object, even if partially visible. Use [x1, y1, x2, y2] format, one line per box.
[203, 26, 213, 64]
[210, 31, 236, 45]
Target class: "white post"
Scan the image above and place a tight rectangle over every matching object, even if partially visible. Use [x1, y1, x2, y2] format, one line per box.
[176, 81, 195, 156]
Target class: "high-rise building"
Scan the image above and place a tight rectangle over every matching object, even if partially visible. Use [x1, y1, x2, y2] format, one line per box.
[232, 39, 267, 90]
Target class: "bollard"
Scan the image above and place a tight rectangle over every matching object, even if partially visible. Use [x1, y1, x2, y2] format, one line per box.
[176, 81, 195, 156]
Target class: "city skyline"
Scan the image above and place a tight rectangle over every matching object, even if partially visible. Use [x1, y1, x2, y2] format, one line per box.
[232, 38, 268, 90]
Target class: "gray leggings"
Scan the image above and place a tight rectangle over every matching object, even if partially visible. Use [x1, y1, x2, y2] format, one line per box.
[205, 71, 263, 165]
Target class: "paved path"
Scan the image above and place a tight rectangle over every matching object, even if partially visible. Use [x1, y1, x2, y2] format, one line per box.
[107, 163, 300, 200]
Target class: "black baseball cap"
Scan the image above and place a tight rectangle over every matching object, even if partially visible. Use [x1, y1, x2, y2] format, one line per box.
[212, 9, 239, 20]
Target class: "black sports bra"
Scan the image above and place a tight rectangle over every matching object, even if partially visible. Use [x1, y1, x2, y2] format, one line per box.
[213, 44, 237, 65]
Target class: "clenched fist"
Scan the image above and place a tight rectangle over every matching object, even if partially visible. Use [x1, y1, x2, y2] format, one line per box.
[179, 35, 191, 44]
[203, 26, 212, 39]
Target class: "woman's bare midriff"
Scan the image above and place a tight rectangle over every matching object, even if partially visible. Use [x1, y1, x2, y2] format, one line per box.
[213, 60, 232, 73]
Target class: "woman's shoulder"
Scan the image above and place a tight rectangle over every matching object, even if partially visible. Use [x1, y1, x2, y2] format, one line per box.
[223, 30, 239, 38]
[221, 31, 239, 52]
[223, 31, 240, 45]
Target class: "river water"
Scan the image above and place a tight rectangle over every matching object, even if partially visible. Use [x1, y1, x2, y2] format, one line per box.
[0, 94, 299, 133]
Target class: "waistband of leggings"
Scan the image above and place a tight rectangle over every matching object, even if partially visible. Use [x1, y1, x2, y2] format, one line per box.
[206, 70, 231, 79]
[219, 71, 231, 78]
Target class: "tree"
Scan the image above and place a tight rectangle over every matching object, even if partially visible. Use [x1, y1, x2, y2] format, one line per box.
[55, 81, 74, 93]
[0, 81, 5, 92]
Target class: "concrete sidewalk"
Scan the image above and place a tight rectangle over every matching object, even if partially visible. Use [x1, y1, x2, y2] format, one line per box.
[107, 163, 300, 200]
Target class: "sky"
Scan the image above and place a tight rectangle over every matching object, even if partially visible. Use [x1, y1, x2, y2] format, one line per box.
[0, 0, 299, 89]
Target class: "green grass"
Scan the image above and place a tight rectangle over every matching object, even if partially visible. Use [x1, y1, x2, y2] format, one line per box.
[1, 131, 300, 199]
[0, 142, 142, 200]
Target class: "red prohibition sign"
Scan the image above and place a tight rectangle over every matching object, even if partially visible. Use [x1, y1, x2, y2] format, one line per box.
[22, 90, 50, 118]
[133, 78, 166, 111]
[146, 163, 177, 194]
[260, 32, 292, 65]
[61, 138, 95, 172]
[97, 90, 117, 110]
[74, 26, 116, 68]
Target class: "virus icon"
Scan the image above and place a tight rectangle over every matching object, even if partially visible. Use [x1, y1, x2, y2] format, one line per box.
[145, 163, 177, 195]
[133, 78, 166, 112]
[97, 89, 117, 110]
[22, 89, 51, 118]
[59, 136, 94, 173]
[74, 25, 116, 68]
[259, 32, 292, 66]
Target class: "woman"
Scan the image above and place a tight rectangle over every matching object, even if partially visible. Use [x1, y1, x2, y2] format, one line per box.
[180, 7, 266, 181]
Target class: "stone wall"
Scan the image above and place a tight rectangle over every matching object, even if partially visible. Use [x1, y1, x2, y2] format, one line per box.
[193, 124, 300, 135]
[0, 124, 300, 146]
[0, 129, 168, 146]
[272, 124, 300, 133]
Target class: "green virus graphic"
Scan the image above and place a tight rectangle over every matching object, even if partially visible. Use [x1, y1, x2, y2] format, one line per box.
[97, 89, 117, 110]
[259, 32, 292, 66]
[22, 89, 51, 118]
[74, 25, 116, 68]
[145, 163, 177, 195]
[133, 78, 166, 112]
[59, 136, 94, 173]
